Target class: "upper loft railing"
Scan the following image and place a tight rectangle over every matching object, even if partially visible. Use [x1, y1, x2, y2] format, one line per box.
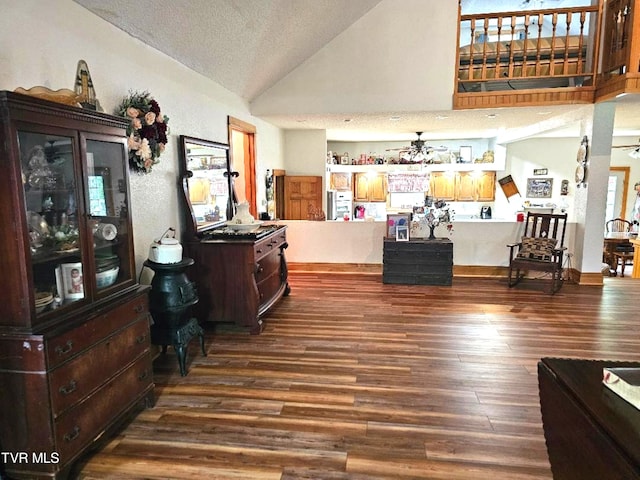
[455, 4, 601, 109]
[597, 0, 640, 100]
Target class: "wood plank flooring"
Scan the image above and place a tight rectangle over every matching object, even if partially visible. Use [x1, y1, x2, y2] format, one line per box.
[74, 273, 640, 479]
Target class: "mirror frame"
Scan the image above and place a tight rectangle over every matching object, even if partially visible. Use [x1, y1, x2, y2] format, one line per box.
[179, 135, 233, 238]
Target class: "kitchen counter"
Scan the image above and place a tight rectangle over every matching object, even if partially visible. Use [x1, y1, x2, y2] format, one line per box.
[279, 219, 576, 267]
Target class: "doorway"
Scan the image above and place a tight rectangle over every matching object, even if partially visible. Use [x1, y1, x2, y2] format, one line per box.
[228, 116, 257, 217]
[606, 166, 630, 225]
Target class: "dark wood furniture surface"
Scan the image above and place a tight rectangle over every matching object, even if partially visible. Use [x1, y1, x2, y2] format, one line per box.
[507, 212, 568, 294]
[186, 225, 290, 334]
[538, 358, 640, 480]
[144, 258, 206, 376]
[0, 91, 153, 479]
[603, 232, 636, 276]
[382, 238, 453, 285]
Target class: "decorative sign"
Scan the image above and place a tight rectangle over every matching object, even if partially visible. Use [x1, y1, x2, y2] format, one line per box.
[533, 168, 548, 175]
[387, 173, 430, 193]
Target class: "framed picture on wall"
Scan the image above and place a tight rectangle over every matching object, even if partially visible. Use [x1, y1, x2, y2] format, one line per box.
[526, 177, 553, 198]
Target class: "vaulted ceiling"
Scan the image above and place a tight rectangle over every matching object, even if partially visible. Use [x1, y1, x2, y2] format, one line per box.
[74, 0, 639, 142]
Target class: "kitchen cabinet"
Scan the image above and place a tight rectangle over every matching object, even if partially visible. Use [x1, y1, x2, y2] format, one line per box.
[0, 91, 153, 479]
[187, 225, 289, 334]
[330, 172, 352, 191]
[431, 171, 495, 201]
[476, 171, 496, 201]
[354, 172, 387, 202]
[429, 172, 456, 200]
[455, 171, 496, 201]
[455, 171, 476, 201]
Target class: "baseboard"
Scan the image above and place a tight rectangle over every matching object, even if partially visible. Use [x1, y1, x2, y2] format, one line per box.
[288, 263, 603, 285]
[288, 263, 382, 274]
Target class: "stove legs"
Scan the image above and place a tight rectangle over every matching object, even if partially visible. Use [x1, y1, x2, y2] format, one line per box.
[152, 317, 206, 376]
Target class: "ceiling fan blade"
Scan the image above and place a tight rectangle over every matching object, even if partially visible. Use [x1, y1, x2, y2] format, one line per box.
[613, 145, 639, 149]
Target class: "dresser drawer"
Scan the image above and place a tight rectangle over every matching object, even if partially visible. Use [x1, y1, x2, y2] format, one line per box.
[47, 294, 148, 369]
[254, 248, 282, 285]
[254, 235, 282, 261]
[49, 317, 150, 416]
[54, 353, 152, 462]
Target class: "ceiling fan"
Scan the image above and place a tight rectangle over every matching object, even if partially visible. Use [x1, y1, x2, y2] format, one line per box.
[386, 132, 449, 163]
[613, 139, 640, 158]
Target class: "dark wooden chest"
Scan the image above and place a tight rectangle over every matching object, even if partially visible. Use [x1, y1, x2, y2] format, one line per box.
[382, 238, 453, 285]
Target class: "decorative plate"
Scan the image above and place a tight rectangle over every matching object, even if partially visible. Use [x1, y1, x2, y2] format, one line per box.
[575, 164, 585, 183]
[577, 144, 587, 163]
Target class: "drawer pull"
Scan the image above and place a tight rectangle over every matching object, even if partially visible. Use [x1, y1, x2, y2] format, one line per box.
[134, 304, 145, 313]
[256, 248, 262, 254]
[138, 369, 149, 381]
[64, 426, 81, 442]
[55, 340, 73, 356]
[59, 380, 77, 395]
[136, 334, 147, 344]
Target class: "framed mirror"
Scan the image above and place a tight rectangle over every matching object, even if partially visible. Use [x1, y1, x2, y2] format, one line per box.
[179, 135, 234, 237]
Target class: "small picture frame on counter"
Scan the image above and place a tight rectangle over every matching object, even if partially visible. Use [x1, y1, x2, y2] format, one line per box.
[459, 146, 472, 163]
[396, 224, 409, 241]
[386, 213, 411, 238]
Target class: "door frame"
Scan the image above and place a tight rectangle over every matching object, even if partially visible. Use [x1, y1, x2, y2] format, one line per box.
[610, 166, 630, 219]
[228, 116, 257, 217]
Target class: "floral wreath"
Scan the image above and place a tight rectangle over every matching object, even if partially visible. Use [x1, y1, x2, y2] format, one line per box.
[115, 90, 169, 174]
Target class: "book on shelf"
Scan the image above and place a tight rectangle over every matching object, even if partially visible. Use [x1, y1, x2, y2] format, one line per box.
[603, 367, 640, 410]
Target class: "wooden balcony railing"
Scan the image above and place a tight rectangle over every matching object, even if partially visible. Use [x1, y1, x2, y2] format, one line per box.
[597, 0, 640, 100]
[455, 5, 601, 109]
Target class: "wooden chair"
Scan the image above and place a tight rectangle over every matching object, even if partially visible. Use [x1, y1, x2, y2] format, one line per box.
[507, 213, 568, 294]
[604, 218, 634, 276]
[605, 218, 632, 233]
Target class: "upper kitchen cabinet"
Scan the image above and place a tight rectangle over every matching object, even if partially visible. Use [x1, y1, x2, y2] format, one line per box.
[330, 172, 352, 191]
[354, 173, 387, 202]
[456, 171, 496, 201]
[475, 171, 496, 201]
[0, 91, 137, 328]
[430, 172, 456, 201]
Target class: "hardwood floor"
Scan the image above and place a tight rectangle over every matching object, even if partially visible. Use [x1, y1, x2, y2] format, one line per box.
[74, 273, 640, 479]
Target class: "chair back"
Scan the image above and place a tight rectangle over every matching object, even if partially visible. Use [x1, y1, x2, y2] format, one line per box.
[605, 218, 632, 232]
[523, 212, 568, 247]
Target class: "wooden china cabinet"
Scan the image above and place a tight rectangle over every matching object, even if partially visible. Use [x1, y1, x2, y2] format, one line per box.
[0, 91, 154, 479]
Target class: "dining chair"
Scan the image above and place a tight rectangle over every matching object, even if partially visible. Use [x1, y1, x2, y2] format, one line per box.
[605, 218, 632, 232]
[604, 218, 635, 276]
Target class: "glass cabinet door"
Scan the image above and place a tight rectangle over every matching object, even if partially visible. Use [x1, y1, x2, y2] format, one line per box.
[19, 130, 86, 314]
[85, 137, 133, 295]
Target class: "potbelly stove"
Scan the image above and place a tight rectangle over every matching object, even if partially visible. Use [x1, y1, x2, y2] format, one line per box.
[144, 257, 206, 376]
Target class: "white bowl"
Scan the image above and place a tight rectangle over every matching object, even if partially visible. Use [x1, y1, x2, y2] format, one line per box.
[225, 221, 263, 232]
[96, 266, 119, 288]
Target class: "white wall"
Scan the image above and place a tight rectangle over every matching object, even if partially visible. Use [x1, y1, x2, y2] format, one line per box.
[251, 0, 458, 116]
[0, 0, 284, 275]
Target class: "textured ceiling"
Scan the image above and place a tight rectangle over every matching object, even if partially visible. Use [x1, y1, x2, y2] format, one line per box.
[74, 0, 640, 142]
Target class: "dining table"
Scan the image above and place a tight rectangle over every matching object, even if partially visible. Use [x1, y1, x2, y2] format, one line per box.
[603, 231, 637, 275]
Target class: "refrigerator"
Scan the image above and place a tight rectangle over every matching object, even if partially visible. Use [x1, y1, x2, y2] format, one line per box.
[327, 190, 353, 220]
